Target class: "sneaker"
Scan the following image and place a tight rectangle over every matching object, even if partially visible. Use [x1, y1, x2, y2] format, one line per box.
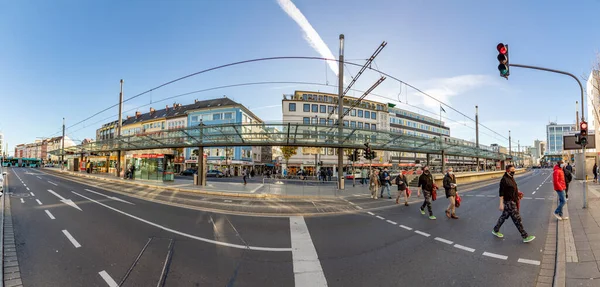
[492, 231, 504, 238]
[445, 210, 451, 218]
[420, 208, 425, 215]
[553, 213, 563, 221]
[562, 216, 569, 220]
[396, 198, 399, 204]
[404, 202, 409, 206]
[429, 215, 437, 220]
[451, 214, 459, 219]
[388, 197, 392, 199]
[380, 195, 383, 198]
[523, 235, 536, 243]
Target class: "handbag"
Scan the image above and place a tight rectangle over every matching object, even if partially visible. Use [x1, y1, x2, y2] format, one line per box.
[455, 194, 461, 208]
[431, 184, 438, 201]
[406, 188, 411, 197]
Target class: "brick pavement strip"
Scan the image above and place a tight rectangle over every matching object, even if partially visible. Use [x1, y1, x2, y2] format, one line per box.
[536, 192, 561, 287]
[3, 192, 23, 287]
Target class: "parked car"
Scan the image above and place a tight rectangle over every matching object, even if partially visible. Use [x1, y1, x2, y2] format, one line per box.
[180, 168, 197, 176]
[206, 170, 224, 178]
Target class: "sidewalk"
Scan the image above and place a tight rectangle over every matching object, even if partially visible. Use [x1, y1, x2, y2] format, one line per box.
[562, 180, 600, 286]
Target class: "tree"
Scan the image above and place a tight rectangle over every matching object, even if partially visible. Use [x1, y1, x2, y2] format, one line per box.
[281, 146, 297, 168]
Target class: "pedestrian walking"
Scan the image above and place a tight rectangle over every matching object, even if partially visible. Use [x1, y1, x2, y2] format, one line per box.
[395, 172, 409, 206]
[369, 169, 381, 199]
[594, 163, 598, 183]
[552, 161, 568, 220]
[563, 164, 572, 200]
[418, 166, 436, 220]
[380, 167, 392, 199]
[492, 165, 536, 243]
[443, 167, 459, 219]
[327, 168, 333, 182]
[242, 168, 247, 185]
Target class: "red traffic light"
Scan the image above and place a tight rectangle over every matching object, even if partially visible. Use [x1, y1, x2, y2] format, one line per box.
[581, 121, 588, 130]
[497, 43, 507, 54]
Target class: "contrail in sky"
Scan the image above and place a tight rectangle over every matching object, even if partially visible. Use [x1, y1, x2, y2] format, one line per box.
[277, 0, 339, 77]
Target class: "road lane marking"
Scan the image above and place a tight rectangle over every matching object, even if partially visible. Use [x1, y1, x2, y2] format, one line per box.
[399, 225, 413, 230]
[35, 199, 42, 205]
[414, 230, 430, 237]
[434, 237, 453, 245]
[26, 187, 30, 191]
[375, 216, 385, 220]
[62, 230, 81, 248]
[98, 270, 118, 287]
[36, 176, 42, 179]
[367, 212, 375, 216]
[23, 184, 26, 187]
[48, 181, 58, 186]
[83, 189, 134, 205]
[20, 198, 24, 203]
[535, 197, 545, 200]
[355, 206, 363, 210]
[486, 195, 495, 197]
[524, 197, 533, 199]
[476, 195, 485, 197]
[48, 189, 82, 211]
[532, 191, 536, 195]
[483, 252, 508, 260]
[45, 210, 55, 219]
[30, 192, 34, 196]
[348, 201, 356, 205]
[386, 220, 397, 225]
[454, 244, 475, 252]
[518, 258, 541, 265]
[224, 200, 232, 203]
[290, 216, 328, 287]
[71, 191, 291, 252]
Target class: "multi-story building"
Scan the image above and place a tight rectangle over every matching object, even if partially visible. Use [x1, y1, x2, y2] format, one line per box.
[0, 132, 4, 157]
[14, 144, 25, 158]
[96, 120, 120, 141]
[546, 122, 575, 155]
[281, 90, 389, 174]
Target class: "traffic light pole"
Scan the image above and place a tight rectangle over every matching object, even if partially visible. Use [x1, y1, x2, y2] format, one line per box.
[337, 34, 345, 190]
[509, 63, 587, 208]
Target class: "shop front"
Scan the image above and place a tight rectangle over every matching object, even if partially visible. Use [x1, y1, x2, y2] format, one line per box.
[126, 153, 175, 182]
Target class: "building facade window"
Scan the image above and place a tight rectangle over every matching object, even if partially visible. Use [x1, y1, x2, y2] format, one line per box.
[343, 120, 349, 127]
[289, 103, 296, 112]
[365, 123, 370, 129]
[319, 118, 326, 125]
[351, 109, 356, 117]
[358, 110, 363, 117]
[372, 124, 377, 130]
[303, 117, 310, 124]
[371, 112, 377, 119]
[358, 122, 363, 128]
[312, 104, 318, 113]
[350, 121, 356, 128]
[303, 104, 310, 112]
[320, 105, 326, 113]
[365, 111, 370, 119]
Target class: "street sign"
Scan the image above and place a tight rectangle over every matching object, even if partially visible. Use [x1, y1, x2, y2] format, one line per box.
[564, 134, 596, 150]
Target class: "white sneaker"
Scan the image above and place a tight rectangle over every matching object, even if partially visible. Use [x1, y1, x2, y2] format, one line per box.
[562, 216, 569, 220]
[553, 213, 563, 220]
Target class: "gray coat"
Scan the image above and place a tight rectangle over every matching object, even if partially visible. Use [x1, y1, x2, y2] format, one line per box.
[443, 173, 457, 198]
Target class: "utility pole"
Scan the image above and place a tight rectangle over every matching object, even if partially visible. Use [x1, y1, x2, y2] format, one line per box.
[576, 101, 580, 130]
[508, 130, 512, 165]
[475, 105, 480, 172]
[337, 34, 345, 190]
[116, 79, 124, 177]
[61, 118, 65, 170]
[518, 140, 520, 167]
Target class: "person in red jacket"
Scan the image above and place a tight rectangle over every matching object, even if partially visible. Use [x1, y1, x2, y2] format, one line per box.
[552, 161, 568, 220]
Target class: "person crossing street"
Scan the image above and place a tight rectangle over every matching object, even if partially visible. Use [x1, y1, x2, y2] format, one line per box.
[418, 166, 436, 220]
[380, 167, 392, 199]
[443, 167, 459, 219]
[552, 161, 568, 220]
[492, 165, 535, 243]
[395, 172, 409, 206]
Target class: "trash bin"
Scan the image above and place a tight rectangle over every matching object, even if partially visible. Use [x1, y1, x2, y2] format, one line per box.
[193, 174, 199, 185]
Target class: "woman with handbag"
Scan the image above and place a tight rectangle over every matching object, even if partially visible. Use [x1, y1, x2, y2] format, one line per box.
[395, 172, 409, 206]
[369, 169, 381, 200]
[443, 167, 459, 219]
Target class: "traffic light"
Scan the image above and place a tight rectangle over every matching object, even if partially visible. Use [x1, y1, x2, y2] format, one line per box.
[353, 149, 359, 162]
[497, 43, 509, 78]
[580, 121, 588, 146]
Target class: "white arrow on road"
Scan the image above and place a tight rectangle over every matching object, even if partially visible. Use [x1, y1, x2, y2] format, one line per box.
[47, 189, 82, 211]
[84, 189, 134, 205]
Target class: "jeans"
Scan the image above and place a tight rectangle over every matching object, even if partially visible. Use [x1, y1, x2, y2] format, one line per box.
[494, 201, 528, 238]
[380, 182, 391, 197]
[555, 190, 566, 216]
[420, 190, 433, 216]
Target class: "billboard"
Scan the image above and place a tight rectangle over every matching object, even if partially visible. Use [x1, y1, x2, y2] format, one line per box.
[563, 134, 596, 150]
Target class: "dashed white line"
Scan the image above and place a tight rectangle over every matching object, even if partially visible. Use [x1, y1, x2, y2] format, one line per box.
[62, 230, 81, 248]
[399, 225, 413, 231]
[434, 237, 453, 245]
[36, 176, 42, 179]
[23, 184, 26, 187]
[483, 252, 508, 260]
[518, 258, 541, 265]
[414, 230, 431, 237]
[532, 191, 537, 195]
[45, 210, 55, 220]
[48, 181, 58, 186]
[224, 200, 232, 203]
[375, 216, 385, 220]
[98, 270, 119, 287]
[454, 244, 475, 252]
[535, 197, 545, 200]
[20, 198, 24, 204]
[367, 212, 375, 216]
[386, 220, 397, 225]
[355, 206, 363, 210]
[524, 197, 533, 199]
[486, 195, 495, 197]
[30, 192, 34, 196]
[476, 195, 485, 197]
[26, 187, 30, 191]
[348, 201, 356, 205]
[35, 199, 42, 205]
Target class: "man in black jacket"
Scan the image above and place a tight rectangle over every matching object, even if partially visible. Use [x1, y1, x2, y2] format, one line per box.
[418, 166, 436, 220]
[563, 165, 572, 200]
[492, 165, 536, 243]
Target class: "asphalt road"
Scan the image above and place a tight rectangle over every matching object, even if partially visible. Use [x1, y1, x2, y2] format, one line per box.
[5, 167, 555, 286]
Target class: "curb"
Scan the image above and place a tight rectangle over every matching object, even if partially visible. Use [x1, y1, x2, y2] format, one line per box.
[536, 193, 564, 287]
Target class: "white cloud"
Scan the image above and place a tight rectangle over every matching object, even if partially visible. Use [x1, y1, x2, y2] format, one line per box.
[413, 74, 495, 110]
[276, 0, 338, 76]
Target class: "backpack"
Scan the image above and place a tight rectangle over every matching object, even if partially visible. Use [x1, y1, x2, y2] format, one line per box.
[563, 168, 573, 183]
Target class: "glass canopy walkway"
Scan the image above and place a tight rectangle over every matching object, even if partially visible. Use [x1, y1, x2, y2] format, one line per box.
[57, 123, 511, 160]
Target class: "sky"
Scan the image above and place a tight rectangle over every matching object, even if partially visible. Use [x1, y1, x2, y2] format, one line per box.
[1, 0, 600, 155]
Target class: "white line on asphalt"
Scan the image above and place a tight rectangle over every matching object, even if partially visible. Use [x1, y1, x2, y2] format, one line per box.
[26, 187, 30, 191]
[48, 181, 58, 186]
[348, 201, 356, 205]
[23, 184, 26, 187]
[532, 191, 536, 195]
[83, 189, 134, 205]
[399, 225, 413, 231]
[36, 199, 42, 205]
[434, 237, 453, 245]
[524, 197, 533, 199]
[71, 191, 291, 252]
[290, 216, 328, 287]
[249, 184, 264, 194]
[375, 216, 385, 220]
[465, 194, 474, 196]
[486, 195, 495, 197]
[45, 210, 55, 220]
[353, 194, 362, 197]
[386, 220, 397, 225]
[30, 192, 34, 196]
[535, 197, 545, 200]
[482, 252, 508, 260]
[414, 230, 430, 237]
[224, 200, 232, 203]
[20, 198, 24, 204]
[454, 244, 475, 252]
[355, 206, 363, 210]
[476, 195, 485, 197]
[62, 230, 81, 248]
[36, 176, 41, 179]
[98, 270, 118, 287]
[367, 212, 375, 216]
[517, 258, 541, 265]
